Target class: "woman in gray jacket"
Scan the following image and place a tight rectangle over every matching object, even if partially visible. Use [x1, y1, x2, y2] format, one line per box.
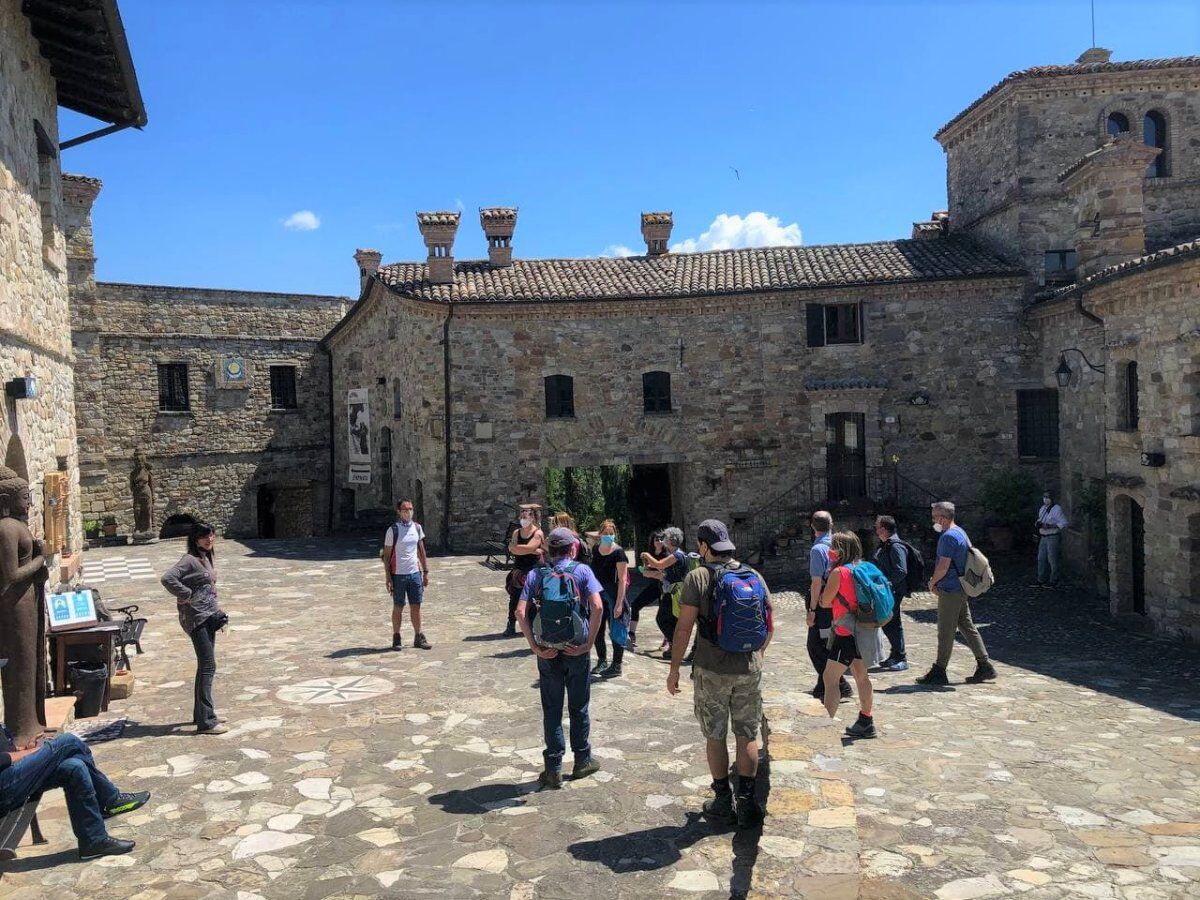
[160, 523, 226, 734]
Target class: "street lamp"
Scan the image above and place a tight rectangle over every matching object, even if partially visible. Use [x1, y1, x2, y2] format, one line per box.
[1054, 348, 1105, 388]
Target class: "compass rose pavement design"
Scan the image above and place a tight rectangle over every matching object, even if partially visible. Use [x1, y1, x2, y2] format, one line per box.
[276, 675, 393, 705]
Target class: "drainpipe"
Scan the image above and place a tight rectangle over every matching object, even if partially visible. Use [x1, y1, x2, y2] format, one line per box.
[441, 303, 455, 551]
[1075, 291, 1103, 327]
[323, 343, 336, 535]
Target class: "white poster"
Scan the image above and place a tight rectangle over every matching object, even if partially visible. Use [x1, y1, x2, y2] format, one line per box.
[348, 466, 371, 485]
[347, 388, 371, 464]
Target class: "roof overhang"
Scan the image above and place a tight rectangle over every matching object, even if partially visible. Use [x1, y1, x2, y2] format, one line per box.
[22, 0, 147, 129]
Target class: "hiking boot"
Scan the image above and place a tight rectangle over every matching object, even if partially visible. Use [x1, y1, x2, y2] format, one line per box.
[196, 724, 229, 735]
[571, 759, 601, 780]
[392, 633, 403, 651]
[590, 659, 607, 675]
[103, 791, 150, 819]
[916, 664, 949, 686]
[414, 633, 432, 650]
[537, 770, 563, 790]
[736, 794, 765, 828]
[701, 791, 736, 825]
[839, 679, 853, 699]
[78, 836, 135, 860]
[964, 659, 997, 684]
[599, 663, 623, 680]
[845, 715, 878, 739]
[503, 620, 517, 637]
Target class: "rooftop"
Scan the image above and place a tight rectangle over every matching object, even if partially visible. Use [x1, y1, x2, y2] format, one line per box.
[1035, 239, 1200, 303]
[374, 236, 1022, 305]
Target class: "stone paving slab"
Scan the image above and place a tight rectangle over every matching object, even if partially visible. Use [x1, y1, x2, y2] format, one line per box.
[0, 538, 1196, 899]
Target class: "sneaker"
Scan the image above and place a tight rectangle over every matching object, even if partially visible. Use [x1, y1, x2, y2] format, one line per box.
[599, 664, 623, 680]
[701, 791, 736, 824]
[839, 679, 853, 700]
[78, 836, 135, 860]
[682, 651, 695, 665]
[810, 682, 824, 699]
[916, 664, 949, 686]
[503, 621, 517, 637]
[661, 646, 672, 660]
[103, 790, 151, 819]
[392, 633, 403, 651]
[845, 716, 878, 739]
[736, 794, 765, 828]
[414, 633, 432, 650]
[537, 770, 563, 790]
[571, 759, 600, 780]
[964, 659, 997, 684]
[881, 658, 909, 672]
[591, 659, 607, 675]
[196, 724, 228, 735]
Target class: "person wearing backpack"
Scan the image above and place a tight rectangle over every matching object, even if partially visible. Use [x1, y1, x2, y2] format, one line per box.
[818, 531, 888, 738]
[380, 499, 431, 651]
[806, 512, 852, 701]
[515, 527, 604, 790]
[872, 515, 922, 672]
[667, 520, 772, 829]
[916, 501, 996, 687]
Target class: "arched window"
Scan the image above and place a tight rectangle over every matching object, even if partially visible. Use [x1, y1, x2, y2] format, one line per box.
[1106, 111, 1129, 137]
[544, 375, 575, 419]
[1144, 110, 1167, 177]
[642, 371, 672, 414]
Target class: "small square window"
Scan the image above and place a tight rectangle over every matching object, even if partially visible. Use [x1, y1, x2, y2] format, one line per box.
[270, 366, 298, 409]
[642, 371, 672, 414]
[1017, 389, 1059, 459]
[824, 304, 861, 345]
[158, 363, 190, 412]
[544, 375, 574, 419]
[1044, 250, 1077, 285]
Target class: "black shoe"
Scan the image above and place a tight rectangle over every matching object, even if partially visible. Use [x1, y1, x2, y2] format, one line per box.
[682, 651, 695, 665]
[845, 715, 877, 739]
[571, 759, 600, 780]
[503, 621, 517, 637]
[103, 790, 150, 819]
[79, 836, 135, 860]
[839, 679, 853, 699]
[916, 664, 949, 686]
[736, 794, 765, 828]
[414, 633, 432, 650]
[599, 664, 623, 680]
[591, 659, 607, 675]
[702, 791, 736, 824]
[811, 682, 824, 699]
[964, 659, 997, 684]
[391, 633, 403, 651]
[537, 770, 563, 790]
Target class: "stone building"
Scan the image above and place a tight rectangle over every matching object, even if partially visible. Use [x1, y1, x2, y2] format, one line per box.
[1, 0, 145, 563]
[65, 179, 349, 539]
[326, 48, 1200, 643]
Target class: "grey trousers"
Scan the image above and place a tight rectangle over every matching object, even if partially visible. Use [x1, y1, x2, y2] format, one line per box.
[935, 589, 988, 668]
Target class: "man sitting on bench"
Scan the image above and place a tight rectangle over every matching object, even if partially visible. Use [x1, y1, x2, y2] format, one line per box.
[0, 699, 149, 859]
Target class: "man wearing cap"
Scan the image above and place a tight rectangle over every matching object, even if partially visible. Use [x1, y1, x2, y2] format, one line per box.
[516, 527, 604, 790]
[668, 520, 772, 828]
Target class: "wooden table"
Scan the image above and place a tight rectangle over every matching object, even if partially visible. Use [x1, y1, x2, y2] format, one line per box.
[49, 622, 122, 714]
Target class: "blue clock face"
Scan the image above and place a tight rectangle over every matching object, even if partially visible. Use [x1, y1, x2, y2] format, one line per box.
[224, 359, 245, 381]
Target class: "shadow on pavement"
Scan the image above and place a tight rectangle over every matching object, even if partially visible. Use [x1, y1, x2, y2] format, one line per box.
[0, 848, 79, 873]
[326, 647, 392, 659]
[567, 811, 722, 873]
[426, 781, 535, 815]
[241, 538, 375, 561]
[489, 648, 532, 660]
[121, 720, 193, 739]
[461, 633, 512, 643]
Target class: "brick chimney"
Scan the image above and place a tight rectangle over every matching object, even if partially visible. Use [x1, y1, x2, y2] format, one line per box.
[1059, 132, 1160, 279]
[62, 173, 102, 290]
[416, 211, 460, 285]
[1076, 46, 1113, 64]
[479, 207, 517, 267]
[353, 248, 382, 292]
[641, 212, 673, 256]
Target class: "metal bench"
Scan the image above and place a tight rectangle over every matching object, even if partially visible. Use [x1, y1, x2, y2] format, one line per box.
[484, 520, 520, 570]
[0, 796, 46, 861]
[110, 604, 147, 670]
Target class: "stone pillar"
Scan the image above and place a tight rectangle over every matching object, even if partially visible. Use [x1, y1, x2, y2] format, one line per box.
[1059, 133, 1161, 280]
[61, 173, 102, 292]
[641, 211, 673, 256]
[416, 212, 461, 285]
[354, 248, 382, 293]
[480, 207, 517, 267]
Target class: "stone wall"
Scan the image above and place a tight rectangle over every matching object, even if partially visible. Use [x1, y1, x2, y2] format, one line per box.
[0, 0, 81, 556]
[330, 270, 1039, 551]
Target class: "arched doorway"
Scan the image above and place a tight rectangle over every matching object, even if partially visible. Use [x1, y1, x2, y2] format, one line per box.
[257, 485, 277, 538]
[1130, 499, 1145, 616]
[4, 435, 29, 481]
[379, 427, 393, 506]
[160, 513, 198, 540]
[1111, 494, 1146, 617]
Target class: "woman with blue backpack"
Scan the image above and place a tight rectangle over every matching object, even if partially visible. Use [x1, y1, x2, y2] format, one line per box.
[818, 531, 896, 739]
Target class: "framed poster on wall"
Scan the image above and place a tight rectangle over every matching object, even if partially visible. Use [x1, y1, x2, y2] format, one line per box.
[347, 388, 371, 464]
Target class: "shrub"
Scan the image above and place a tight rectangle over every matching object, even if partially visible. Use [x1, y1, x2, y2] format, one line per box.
[979, 469, 1041, 530]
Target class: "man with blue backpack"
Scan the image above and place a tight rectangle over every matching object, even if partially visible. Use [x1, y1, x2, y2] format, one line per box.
[516, 527, 604, 790]
[872, 515, 924, 672]
[667, 520, 772, 829]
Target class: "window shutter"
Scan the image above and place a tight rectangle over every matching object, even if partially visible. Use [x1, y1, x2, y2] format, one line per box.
[806, 304, 825, 347]
[856, 302, 865, 343]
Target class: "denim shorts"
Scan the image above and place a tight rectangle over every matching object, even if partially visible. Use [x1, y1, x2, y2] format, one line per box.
[392, 572, 424, 607]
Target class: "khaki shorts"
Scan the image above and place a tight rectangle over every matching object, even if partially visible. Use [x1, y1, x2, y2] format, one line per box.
[693, 667, 762, 741]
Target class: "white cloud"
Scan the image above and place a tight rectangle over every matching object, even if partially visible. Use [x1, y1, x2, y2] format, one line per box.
[601, 244, 638, 258]
[282, 210, 320, 231]
[670, 212, 802, 254]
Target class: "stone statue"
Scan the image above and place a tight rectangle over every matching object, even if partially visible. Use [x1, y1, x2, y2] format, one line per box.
[0, 465, 48, 744]
[129, 448, 155, 535]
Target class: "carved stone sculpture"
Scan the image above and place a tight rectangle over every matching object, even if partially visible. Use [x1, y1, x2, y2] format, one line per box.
[0, 465, 48, 743]
[129, 448, 155, 534]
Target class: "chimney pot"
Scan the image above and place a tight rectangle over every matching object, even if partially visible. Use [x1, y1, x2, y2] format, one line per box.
[641, 211, 673, 256]
[480, 207, 518, 267]
[353, 248, 382, 292]
[1076, 46, 1113, 65]
[62, 173, 103, 289]
[416, 211, 461, 285]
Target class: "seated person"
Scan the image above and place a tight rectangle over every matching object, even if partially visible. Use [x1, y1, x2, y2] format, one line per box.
[0, 681, 149, 860]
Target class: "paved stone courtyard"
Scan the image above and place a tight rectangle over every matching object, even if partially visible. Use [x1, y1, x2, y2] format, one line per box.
[1, 538, 1198, 899]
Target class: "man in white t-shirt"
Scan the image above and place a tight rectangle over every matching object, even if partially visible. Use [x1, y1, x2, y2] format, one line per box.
[380, 499, 430, 651]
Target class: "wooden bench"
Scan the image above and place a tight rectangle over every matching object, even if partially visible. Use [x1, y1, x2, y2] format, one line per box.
[0, 796, 46, 861]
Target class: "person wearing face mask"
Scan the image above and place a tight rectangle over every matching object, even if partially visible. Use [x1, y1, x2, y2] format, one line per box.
[381, 499, 431, 651]
[589, 520, 630, 679]
[505, 505, 545, 637]
[1035, 490, 1068, 589]
[917, 501, 995, 686]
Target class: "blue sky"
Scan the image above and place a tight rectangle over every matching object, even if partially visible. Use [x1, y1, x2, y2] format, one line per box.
[61, 1, 1198, 297]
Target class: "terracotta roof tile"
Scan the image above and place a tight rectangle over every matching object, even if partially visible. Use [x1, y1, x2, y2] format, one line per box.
[1035, 239, 1200, 303]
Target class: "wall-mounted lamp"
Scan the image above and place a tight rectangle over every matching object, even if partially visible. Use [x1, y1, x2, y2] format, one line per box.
[4, 375, 36, 400]
[1054, 348, 1105, 388]
[908, 391, 930, 406]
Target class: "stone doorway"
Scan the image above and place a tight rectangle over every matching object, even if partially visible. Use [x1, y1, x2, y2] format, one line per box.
[1130, 499, 1146, 616]
[629, 464, 673, 556]
[160, 513, 198, 540]
[826, 412, 867, 502]
[257, 485, 277, 538]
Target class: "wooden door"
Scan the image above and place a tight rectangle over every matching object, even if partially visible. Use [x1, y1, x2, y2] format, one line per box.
[825, 413, 867, 502]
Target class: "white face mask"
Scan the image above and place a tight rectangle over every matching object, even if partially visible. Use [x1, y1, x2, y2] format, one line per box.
[932, 522, 945, 533]
[399, 511, 413, 523]
[519, 517, 531, 528]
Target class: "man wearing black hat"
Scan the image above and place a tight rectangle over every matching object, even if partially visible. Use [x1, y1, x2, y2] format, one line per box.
[0, 660, 150, 859]
[667, 519, 772, 828]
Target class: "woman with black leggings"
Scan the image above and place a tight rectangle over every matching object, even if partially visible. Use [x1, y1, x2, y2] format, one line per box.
[627, 531, 666, 652]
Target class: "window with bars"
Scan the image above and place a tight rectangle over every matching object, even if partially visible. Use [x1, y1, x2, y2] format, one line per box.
[544, 374, 575, 419]
[806, 302, 863, 347]
[1017, 389, 1059, 459]
[642, 371, 672, 414]
[269, 366, 298, 409]
[157, 363, 190, 412]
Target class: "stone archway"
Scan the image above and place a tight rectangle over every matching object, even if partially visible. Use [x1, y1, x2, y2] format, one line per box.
[160, 513, 199, 540]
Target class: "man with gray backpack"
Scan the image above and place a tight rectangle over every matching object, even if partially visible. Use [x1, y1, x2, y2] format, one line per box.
[516, 528, 604, 790]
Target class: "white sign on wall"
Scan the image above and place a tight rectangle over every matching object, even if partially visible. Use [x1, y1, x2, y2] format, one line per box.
[347, 388, 371, 464]
[348, 465, 371, 485]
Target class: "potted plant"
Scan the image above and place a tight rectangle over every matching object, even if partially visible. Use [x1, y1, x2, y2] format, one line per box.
[83, 519, 101, 539]
[102, 516, 118, 537]
[979, 469, 1040, 552]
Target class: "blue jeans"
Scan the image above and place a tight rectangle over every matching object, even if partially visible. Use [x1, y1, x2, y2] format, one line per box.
[0, 733, 118, 847]
[536, 652, 592, 772]
[882, 593, 906, 660]
[190, 616, 219, 729]
[392, 572, 424, 606]
[1038, 534, 1062, 585]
